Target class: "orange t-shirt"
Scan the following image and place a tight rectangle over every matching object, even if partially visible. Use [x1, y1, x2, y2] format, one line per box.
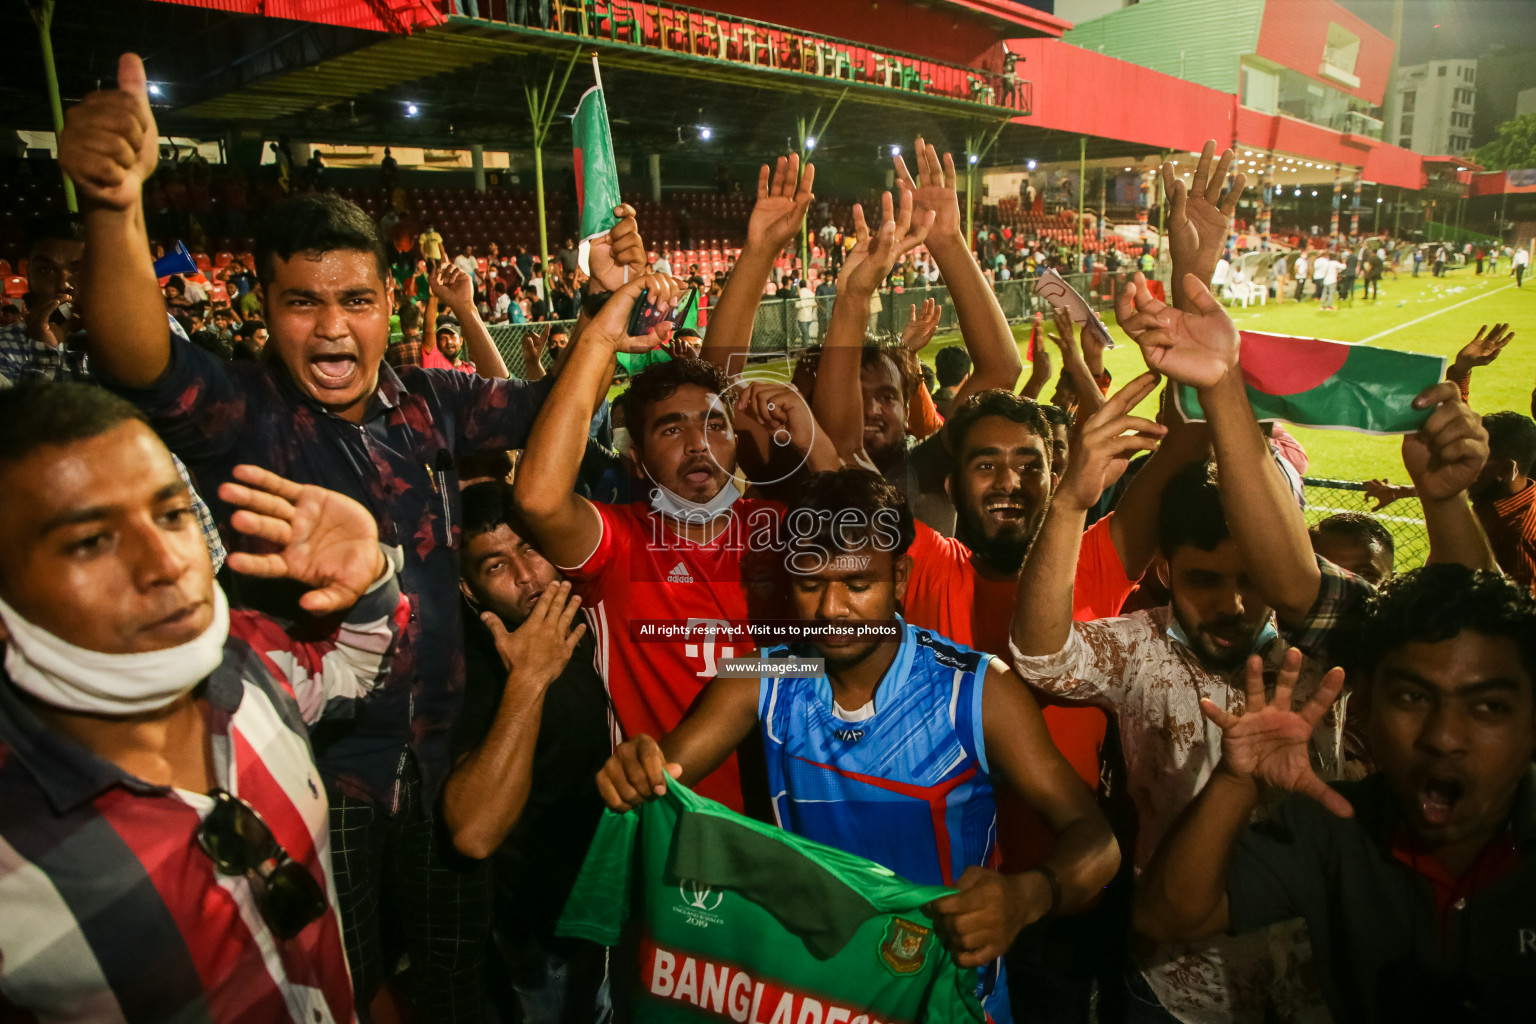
[904, 514, 1137, 870]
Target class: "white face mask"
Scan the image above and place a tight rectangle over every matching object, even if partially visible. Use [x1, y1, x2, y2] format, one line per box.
[647, 478, 741, 525]
[0, 586, 229, 716]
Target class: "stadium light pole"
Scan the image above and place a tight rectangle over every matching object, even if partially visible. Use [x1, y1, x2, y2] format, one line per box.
[795, 90, 846, 279]
[28, 0, 76, 212]
[1077, 137, 1086, 271]
[523, 46, 583, 303]
[962, 120, 1009, 253]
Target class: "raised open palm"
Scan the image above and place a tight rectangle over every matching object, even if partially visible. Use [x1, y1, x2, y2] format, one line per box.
[1114, 272, 1239, 390]
[218, 465, 386, 616]
[1454, 322, 1514, 370]
[838, 189, 932, 296]
[1202, 650, 1352, 819]
[747, 155, 815, 252]
[893, 137, 961, 244]
[1162, 141, 1246, 277]
[902, 297, 942, 352]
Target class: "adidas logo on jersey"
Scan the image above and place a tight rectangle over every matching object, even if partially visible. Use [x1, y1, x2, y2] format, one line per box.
[666, 562, 695, 584]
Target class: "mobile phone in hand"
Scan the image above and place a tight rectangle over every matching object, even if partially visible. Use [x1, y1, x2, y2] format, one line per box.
[626, 287, 698, 337]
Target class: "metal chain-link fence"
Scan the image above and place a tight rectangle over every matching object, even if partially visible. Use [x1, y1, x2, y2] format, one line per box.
[1302, 477, 1430, 573]
[419, 266, 1169, 375]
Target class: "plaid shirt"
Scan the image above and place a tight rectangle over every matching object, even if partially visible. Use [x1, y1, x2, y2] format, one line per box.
[384, 336, 423, 370]
[0, 562, 408, 1023]
[0, 323, 90, 386]
[104, 338, 554, 810]
[1283, 554, 1374, 666]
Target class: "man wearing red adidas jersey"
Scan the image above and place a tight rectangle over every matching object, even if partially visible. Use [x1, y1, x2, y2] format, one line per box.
[0, 383, 407, 1022]
[515, 275, 842, 810]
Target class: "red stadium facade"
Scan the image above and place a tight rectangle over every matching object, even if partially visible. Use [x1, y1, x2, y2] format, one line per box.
[143, 0, 1480, 204]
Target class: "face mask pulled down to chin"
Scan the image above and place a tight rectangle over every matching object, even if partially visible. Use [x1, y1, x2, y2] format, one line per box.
[0, 586, 230, 715]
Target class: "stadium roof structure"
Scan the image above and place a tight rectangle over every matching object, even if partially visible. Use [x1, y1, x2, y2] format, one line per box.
[2, 0, 1166, 169]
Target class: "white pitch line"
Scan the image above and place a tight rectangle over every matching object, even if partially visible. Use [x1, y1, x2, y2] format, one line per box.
[1358, 282, 1516, 344]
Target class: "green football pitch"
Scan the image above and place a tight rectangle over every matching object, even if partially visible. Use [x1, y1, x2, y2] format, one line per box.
[925, 264, 1535, 486]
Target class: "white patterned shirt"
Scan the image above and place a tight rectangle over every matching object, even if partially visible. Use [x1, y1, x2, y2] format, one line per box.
[1011, 605, 1343, 1024]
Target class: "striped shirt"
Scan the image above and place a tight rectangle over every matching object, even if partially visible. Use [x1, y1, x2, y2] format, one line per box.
[1477, 482, 1536, 594]
[0, 559, 408, 1023]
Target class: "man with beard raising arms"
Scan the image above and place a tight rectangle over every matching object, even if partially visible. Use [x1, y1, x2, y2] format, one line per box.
[594, 468, 1120, 1024]
[809, 139, 1025, 538]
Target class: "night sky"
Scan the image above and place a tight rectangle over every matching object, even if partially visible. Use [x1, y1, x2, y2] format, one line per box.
[1340, 0, 1536, 64]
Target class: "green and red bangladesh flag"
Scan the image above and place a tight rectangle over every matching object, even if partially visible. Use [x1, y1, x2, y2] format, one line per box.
[1174, 331, 1445, 434]
[573, 58, 622, 277]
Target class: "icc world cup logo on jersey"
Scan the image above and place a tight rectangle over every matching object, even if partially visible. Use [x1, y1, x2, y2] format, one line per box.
[879, 917, 931, 975]
[679, 880, 724, 911]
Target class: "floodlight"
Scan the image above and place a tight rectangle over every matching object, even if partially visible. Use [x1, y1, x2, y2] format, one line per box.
[892, 145, 902, 156]
[700, 127, 712, 140]
[1026, 159, 1036, 169]
[806, 136, 817, 150]
[406, 103, 419, 116]
[148, 83, 162, 96]
[969, 154, 979, 165]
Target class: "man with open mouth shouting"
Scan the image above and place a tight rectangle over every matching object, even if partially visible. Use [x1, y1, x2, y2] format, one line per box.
[1135, 565, 1536, 1023]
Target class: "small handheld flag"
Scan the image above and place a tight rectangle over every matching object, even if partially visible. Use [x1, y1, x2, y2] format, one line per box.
[573, 57, 622, 277]
[1174, 331, 1446, 434]
[1034, 268, 1115, 350]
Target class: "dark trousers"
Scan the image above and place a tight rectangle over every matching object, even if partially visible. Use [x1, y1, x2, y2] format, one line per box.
[328, 761, 492, 1024]
[1294, 277, 1307, 301]
[1518, 265, 1526, 287]
[1364, 276, 1380, 299]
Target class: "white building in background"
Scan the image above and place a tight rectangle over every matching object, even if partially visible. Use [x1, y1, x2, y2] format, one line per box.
[1382, 59, 1478, 156]
[1517, 85, 1536, 118]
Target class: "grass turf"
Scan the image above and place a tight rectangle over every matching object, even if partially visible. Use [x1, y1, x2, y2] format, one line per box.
[921, 264, 1535, 485]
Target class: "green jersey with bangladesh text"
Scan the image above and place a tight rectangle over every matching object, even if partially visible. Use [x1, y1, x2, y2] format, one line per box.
[557, 780, 985, 1024]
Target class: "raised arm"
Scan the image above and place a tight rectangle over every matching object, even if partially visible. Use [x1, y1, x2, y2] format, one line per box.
[701, 157, 814, 375]
[595, 675, 762, 811]
[217, 464, 404, 723]
[1115, 272, 1321, 626]
[1445, 322, 1513, 400]
[431, 261, 509, 379]
[929, 662, 1121, 968]
[812, 191, 932, 463]
[1012, 373, 1163, 658]
[1134, 651, 1349, 944]
[514, 274, 684, 569]
[444, 584, 587, 859]
[58, 54, 171, 386]
[1161, 141, 1245, 314]
[1046, 306, 1104, 416]
[1404, 381, 1497, 572]
[895, 138, 1022, 405]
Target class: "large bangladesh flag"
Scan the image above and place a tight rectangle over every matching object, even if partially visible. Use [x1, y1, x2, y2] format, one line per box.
[573, 59, 622, 275]
[1174, 331, 1446, 434]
